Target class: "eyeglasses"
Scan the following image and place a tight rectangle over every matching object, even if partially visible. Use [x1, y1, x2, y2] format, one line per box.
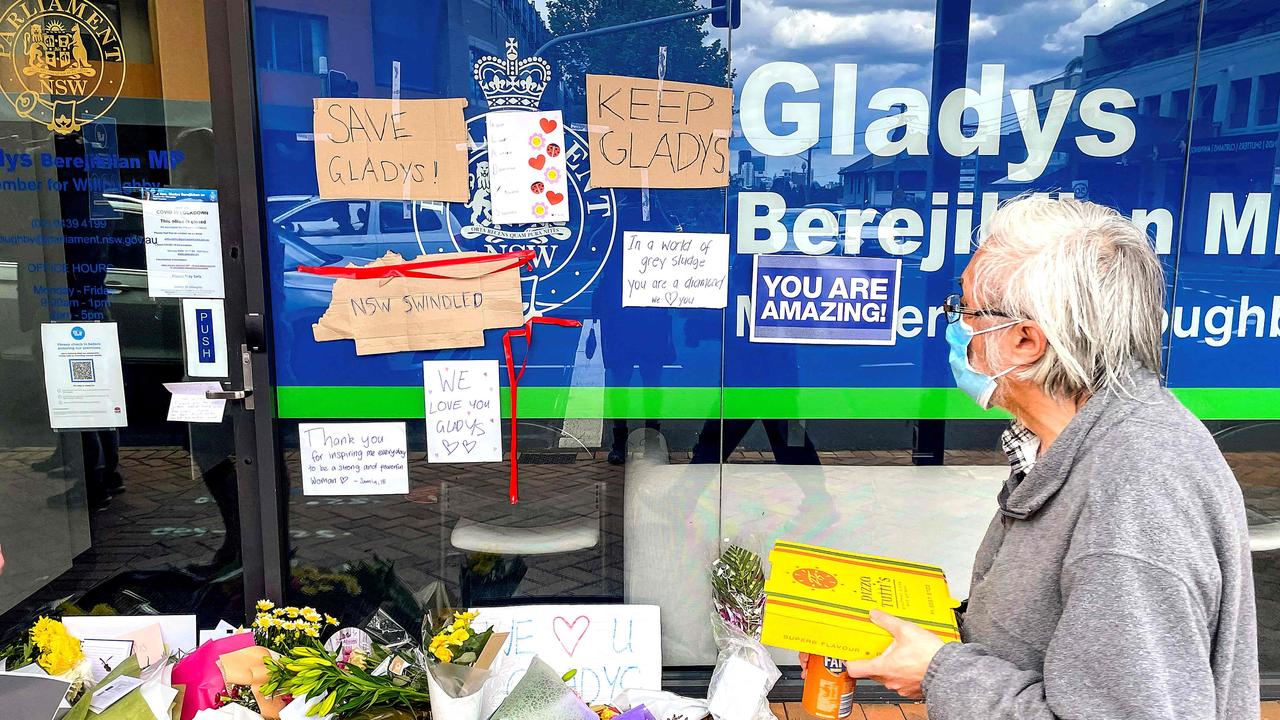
[942, 293, 1015, 324]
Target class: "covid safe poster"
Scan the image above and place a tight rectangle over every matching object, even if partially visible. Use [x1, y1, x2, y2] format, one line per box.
[254, 4, 1280, 421]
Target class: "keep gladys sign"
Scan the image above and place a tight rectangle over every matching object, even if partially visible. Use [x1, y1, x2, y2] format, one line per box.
[313, 97, 469, 201]
[750, 255, 902, 345]
[586, 74, 733, 188]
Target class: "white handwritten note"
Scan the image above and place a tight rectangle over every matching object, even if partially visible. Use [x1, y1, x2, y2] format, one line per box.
[487, 110, 570, 225]
[299, 422, 409, 495]
[622, 231, 729, 308]
[424, 360, 502, 463]
[472, 605, 661, 715]
[164, 382, 226, 423]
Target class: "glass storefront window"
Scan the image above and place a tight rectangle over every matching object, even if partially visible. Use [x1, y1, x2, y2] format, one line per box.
[0, 0, 1271, 707]
[0, 1, 245, 637]
[246, 0, 1279, 687]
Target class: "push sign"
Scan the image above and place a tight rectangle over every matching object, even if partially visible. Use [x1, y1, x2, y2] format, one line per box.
[750, 255, 901, 345]
[195, 308, 217, 364]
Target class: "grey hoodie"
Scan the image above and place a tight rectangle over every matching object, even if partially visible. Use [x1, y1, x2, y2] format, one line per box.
[922, 368, 1259, 719]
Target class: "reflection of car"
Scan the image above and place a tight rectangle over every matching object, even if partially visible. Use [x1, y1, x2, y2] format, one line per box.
[274, 197, 455, 261]
[264, 194, 312, 222]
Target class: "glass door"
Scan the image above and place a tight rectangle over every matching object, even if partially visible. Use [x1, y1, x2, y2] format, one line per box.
[0, 0, 264, 636]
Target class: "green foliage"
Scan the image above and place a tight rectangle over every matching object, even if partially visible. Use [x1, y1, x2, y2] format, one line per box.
[262, 644, 430, 718]
[711, 544, 767, 637]
[546, 0, 733, 88]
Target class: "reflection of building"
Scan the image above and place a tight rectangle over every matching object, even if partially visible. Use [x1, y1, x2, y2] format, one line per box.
[255, 0, 548, 107]
[254, 0, 551, 193]
[838, 155, 927, 208]
[834, 1, 1280, 213]
[734, 149, 766, 189]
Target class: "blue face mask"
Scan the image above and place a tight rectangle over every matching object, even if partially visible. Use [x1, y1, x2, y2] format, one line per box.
[946, 318, 1021, 410]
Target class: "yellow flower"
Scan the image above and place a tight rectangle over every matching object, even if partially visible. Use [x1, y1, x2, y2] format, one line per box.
[286, 607, 300, 619]
[450, 628, 470, 644]
[304, 626, 319, 638]
[256, 600, 275, 612]
[254, 616, 272, 630]
[30, 618, 84, 676]
[301, 608, 321, 622]
[431, 645, 454, 663]
[324, 614, 339, 626]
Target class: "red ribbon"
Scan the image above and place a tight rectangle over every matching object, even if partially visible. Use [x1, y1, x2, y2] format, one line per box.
[502, 316, 582, 504]
[297, 249, 535, 280]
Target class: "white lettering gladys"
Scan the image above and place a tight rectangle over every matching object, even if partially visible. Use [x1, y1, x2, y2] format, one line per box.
[738, 62, 1136, 182]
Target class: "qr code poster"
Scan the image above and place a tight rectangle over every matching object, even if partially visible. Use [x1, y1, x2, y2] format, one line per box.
[69, 359, 96, 383]
[41, 323, 128, 429]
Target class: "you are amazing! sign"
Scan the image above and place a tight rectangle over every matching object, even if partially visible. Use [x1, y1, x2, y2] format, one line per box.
[751, 255, 902, 345]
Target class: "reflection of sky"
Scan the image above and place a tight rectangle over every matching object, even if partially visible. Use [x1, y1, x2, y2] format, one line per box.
[722, 0, 1152, 182]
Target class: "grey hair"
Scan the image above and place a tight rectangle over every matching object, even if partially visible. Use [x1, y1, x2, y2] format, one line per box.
[970, 195, 1165, 402]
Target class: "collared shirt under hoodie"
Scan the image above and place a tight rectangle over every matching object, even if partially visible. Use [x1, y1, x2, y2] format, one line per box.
[922, 367, 1259, 719]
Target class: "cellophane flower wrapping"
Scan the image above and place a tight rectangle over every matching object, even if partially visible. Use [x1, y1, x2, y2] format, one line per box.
[706, 542, 779, 720]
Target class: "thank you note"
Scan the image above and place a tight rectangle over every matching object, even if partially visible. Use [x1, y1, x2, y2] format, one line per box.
[299, 422, 409, 495]
[622, 231, 728, 308]
[424, 360, 502, 463]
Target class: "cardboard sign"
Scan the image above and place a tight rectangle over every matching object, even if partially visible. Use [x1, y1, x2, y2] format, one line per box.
[622, 231, 729, 308]
[424, 360, 502, 463]
[313, 98, 469, 201]
[472, 605, 661, 715]
[310, 252, 524, 354]
[586, 74, 732, 188]
[750, 255, 902, 345]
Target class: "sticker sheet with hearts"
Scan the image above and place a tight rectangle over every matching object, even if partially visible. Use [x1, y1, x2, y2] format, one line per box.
[486, 110, 570, 225]
[423, 359, 502, 463]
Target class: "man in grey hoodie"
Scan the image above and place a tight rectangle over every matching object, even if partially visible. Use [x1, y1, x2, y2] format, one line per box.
[839, 197, 1259, 718]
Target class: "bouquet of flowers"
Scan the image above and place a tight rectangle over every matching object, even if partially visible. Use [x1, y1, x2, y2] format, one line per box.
[707, 544, 779, 720]
[252, 600, 339, 653]
[0, 616, 96, 704]
[711, 544, 766, 639]
[422, 610, 502, 720]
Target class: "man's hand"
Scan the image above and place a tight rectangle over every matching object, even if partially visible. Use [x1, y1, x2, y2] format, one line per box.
[843, 610, 946, 700]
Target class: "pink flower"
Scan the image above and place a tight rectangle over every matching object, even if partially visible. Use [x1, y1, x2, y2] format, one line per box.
[529, 133, 546, 150]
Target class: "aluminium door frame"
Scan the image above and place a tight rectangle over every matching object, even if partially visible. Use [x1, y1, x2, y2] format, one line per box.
[204, 0, 289, 616]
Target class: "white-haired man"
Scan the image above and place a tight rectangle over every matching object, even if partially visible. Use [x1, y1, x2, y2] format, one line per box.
[834, 197, 1259, 717]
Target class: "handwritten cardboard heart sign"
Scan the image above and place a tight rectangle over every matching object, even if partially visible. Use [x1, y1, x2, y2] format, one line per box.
[472, 605, 661, 716]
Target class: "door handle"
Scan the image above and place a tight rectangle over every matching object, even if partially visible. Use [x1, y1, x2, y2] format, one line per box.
[205, 344, 256, 410]
[206, 389, 253, 400]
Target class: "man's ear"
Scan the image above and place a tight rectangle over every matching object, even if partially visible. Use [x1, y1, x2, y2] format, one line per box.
[1008, 322, 1048, 365]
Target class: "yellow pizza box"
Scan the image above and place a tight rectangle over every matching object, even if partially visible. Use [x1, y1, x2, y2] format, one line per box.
[760, 540, 962, 661]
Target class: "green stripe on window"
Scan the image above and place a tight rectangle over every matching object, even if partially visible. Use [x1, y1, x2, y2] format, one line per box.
[276, 386, 1280, 421]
